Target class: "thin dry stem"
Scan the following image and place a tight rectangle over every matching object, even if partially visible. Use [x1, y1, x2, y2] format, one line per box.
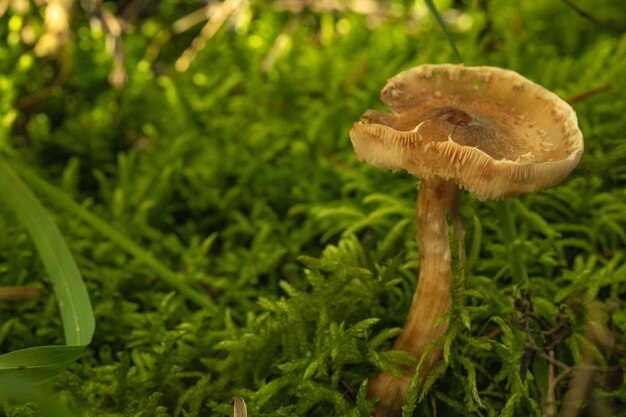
[545, 349, 557, 417]
[261, 17, 299, 73]
[559, 302, 616, 417]
[0, 286, 41, 301]
[233, 397, 247, 417]
[175, 0, 244, 72]
[566, 83, 614, 104]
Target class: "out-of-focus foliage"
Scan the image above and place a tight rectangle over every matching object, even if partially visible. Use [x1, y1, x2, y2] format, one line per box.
[1, 0, 626, 416]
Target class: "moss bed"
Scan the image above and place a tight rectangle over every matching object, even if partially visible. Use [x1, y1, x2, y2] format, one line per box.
[1, 1, 625, 416]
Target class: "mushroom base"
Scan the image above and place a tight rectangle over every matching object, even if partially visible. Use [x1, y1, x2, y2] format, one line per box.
[368, 178, 464, 417]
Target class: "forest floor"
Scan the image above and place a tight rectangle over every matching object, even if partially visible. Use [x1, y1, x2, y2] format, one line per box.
[1, 1, 626, 416]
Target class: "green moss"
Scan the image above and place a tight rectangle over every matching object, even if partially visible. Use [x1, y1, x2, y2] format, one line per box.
[1, 0, 626, 416]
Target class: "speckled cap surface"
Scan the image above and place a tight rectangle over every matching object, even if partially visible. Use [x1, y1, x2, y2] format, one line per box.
[350, 64, 584, 200]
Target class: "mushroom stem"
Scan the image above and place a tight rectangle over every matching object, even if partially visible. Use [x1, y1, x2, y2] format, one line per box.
[369, 178, 464, 417]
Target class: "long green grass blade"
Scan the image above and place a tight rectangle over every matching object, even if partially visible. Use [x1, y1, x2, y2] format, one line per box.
[424, 0, 464, 63]
[0, 159, 93, 385]
[0, 160, 94, 346]
[0, 345, 85, 381]
[8, 159, 214, 310]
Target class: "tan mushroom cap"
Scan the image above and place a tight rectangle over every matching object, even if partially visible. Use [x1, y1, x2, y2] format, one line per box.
[350, 64, 584, 201]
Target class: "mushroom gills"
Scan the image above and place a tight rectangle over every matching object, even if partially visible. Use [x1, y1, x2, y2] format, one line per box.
[401, 106, 528, 161]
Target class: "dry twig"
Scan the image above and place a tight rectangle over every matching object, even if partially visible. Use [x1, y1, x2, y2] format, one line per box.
[175, 0, 244, 72]
[233, 397, 247, 417]
[0, 286, 41, 301]
[261, 17, 299, 73]
[566, 83, 615, 104]
[559, 0, 626, 33]
[559, 302, 616, 417]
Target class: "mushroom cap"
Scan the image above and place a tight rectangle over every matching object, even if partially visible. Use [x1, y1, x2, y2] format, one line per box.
[350, 64, 584, 200]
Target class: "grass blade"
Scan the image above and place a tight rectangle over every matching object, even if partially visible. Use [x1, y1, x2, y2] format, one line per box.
[0, 159, 93, 384]
[0, 160, 94, 346]
[8, 159, 214, 310]
[0, 345, 85, 381]
[424, 0, 464, 63]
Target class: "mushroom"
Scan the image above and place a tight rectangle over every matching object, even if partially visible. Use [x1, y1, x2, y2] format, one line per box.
[349, 64, 583, 416]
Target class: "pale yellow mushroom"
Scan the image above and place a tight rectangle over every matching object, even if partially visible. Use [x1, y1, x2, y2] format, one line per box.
[349, 64, 583, 416]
